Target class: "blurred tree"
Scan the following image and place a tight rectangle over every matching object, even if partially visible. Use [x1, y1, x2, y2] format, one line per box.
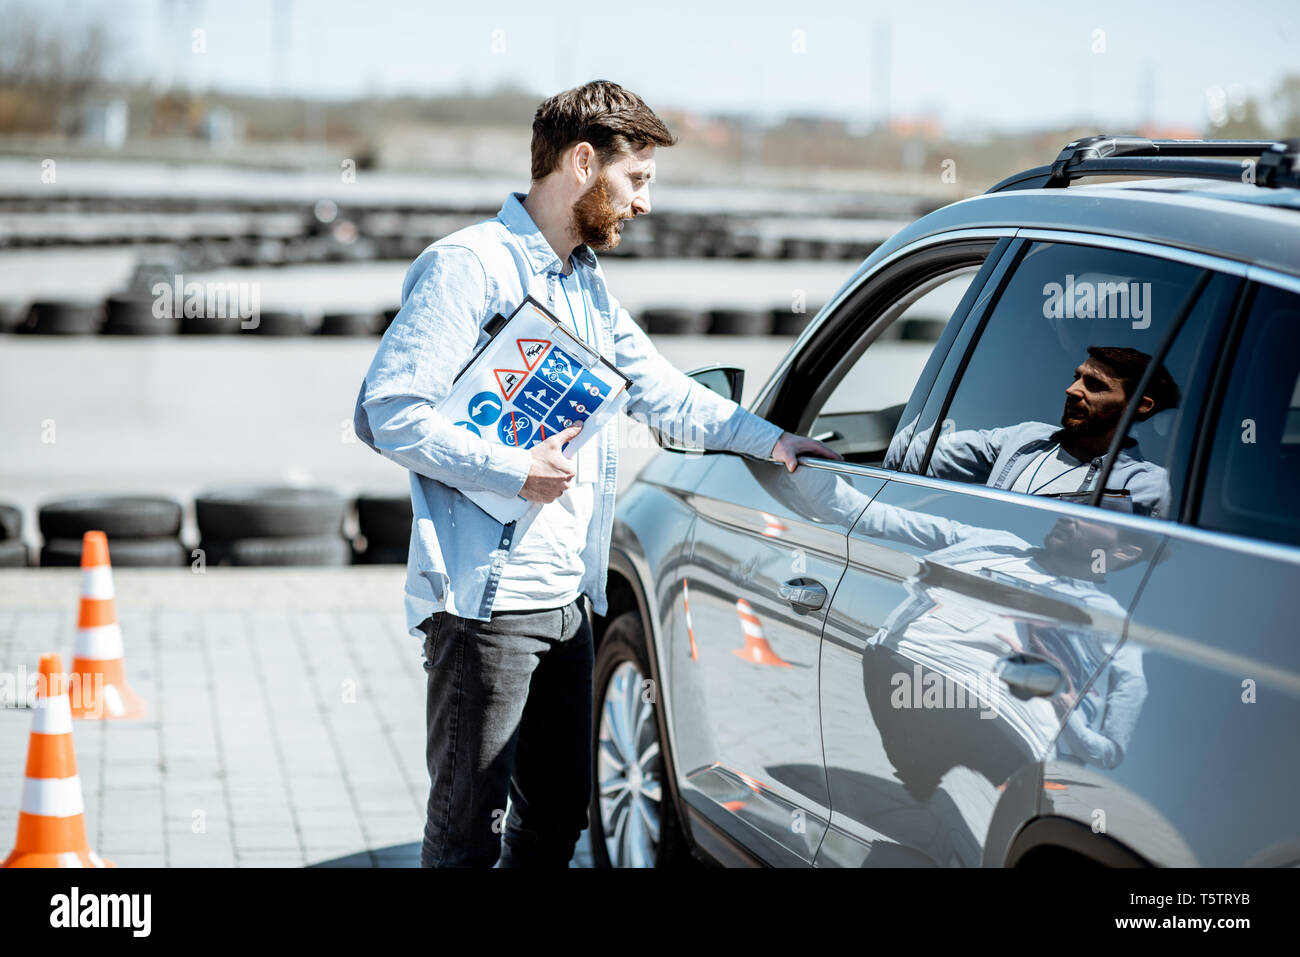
[1214, 97, 1272, 140]
[0, 1, 110, 133]
[1277, 75, 1300, 136]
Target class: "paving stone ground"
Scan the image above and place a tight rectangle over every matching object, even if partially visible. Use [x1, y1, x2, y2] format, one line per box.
[0, 568, 593, 868]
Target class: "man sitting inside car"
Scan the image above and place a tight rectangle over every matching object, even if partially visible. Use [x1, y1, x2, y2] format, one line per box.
[884, 346, 1180, 519]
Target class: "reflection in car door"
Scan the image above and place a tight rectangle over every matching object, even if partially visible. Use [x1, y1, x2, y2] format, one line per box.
[815, 476, 1164, 866]
[672, 453, 884, 865]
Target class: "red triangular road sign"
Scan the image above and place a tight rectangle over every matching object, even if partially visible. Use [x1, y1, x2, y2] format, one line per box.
[494, 368, 527, 399]
[517, 339, 550, 370]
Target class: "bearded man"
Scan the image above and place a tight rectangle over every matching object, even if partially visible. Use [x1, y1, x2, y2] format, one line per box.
[352, 80, 837, 868]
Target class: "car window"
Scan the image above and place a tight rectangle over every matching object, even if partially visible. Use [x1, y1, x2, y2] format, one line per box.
[895, 241, 1231, 522]
[802, 266, 981, 465]
[1198, 284, 1300, 546]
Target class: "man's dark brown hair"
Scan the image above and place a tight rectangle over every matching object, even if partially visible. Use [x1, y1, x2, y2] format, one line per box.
[1086, 345, 1181, 421]
[530, 80, 677, 182]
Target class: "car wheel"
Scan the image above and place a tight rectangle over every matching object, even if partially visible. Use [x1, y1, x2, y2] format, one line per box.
[589, 610, 697, 868]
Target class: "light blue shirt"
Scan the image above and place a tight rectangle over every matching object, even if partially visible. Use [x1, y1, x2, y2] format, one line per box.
[352, 191, 785, 634]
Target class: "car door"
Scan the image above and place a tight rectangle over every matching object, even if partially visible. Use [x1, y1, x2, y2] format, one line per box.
[1049, 279, 1300, 866]
[814, 237, 1240, 867]
[671, 238, 1007, 865]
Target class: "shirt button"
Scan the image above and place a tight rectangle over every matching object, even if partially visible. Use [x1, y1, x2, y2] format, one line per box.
[501, 539, 509, 546]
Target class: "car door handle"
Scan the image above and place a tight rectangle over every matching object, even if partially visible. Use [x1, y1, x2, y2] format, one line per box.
[995, 654, 1062, 699]
[779, 578, 827, 611]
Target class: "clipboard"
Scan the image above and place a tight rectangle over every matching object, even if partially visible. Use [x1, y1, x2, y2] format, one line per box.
[440, 295, 632, 524]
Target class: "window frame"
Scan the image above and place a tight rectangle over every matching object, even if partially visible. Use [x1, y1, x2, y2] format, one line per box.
[751, 234, 1015, 457]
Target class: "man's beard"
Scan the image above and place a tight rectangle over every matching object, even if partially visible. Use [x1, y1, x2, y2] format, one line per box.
[571, 171, 623, 250]
[1059, 399, 1122, 437]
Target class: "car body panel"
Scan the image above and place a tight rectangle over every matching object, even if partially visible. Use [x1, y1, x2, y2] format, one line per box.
[674, 453, 886, 863]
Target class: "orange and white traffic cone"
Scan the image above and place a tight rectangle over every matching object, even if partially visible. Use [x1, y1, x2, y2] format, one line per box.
[682, 578, 699, 662]
[732, 598, 792, 667]
[3, 653, 112, 868]
[68, 531, 146, 720]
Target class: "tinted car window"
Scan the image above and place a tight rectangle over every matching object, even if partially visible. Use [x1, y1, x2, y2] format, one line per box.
[893, 241, 1224, 521]
[1198, 284, 1300, 546]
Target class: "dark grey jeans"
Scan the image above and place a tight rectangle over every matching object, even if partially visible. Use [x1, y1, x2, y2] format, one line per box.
[418, 594, 594, 868]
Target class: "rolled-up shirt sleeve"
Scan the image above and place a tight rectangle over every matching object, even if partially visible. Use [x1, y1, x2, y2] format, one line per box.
[611, 302, 784, 460]
[352, 244, 533, 498]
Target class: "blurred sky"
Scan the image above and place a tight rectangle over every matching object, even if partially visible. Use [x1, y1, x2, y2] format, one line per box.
[48, 0, 1300, 132]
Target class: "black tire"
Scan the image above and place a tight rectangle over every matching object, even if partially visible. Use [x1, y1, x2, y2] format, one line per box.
[198, 535, 351, 566]
[179, 313, 242, 335]
[0, 503, 21, 541]
[318, 312, 379, 336]
[354, 543, 409, 564]
[355, 493, 413, 548]
[770, 306, 816, 337]
[643, 308, 707, 336]
[195, 486, 346, 539]
[589, 611, 697, 868]
[0, 539, 28, 567]
[706, 308, 772, 336]
[103, 295, 180, 336]
[27, 300, 101, 335]
[40, 536, 186, 567]
[38, 495, 182, 539]
[0, 301, 29, 333]
[246, 310, 308, 336]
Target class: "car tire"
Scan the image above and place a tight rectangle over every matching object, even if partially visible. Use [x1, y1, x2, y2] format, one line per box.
[589, 610, 697, 868]
[40, 536, 186, 567]
[707, 308, 772, 336]
[103, 296, 180, 336]
[0, 539, 29, 567]
[0, 503, 22, 540]
[198, 535, 351, 566]
[27, 300, 102, 335]
[195, 486, 346, 539]
[643, 308, 707, 336]
[318, 312, 379, 336]
[38, 495, 183, 539]
[246, 310, 309, 336]
[353, 543, 409, 564]
[355, 492, 413, 548]
[770, 306, 816, 336]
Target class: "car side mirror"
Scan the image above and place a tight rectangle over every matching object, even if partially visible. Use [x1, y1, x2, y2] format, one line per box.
[649, 365, 746, 453]
[687, 364, 744, 403]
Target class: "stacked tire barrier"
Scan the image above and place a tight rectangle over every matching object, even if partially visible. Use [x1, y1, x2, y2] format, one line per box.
[37, 496, 186, 567]
[351, 492, 412, 565]
[196, 486, 350, 566]
[0, 490, 414, 568]
[0, 502, 28, 567]
[2, 293, 828, 338]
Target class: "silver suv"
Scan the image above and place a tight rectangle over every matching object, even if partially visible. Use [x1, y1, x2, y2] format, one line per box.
[590, 136, 1300, 867]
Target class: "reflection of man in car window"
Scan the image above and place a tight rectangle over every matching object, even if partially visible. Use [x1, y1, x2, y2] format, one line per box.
[884, 346, 1180, 518]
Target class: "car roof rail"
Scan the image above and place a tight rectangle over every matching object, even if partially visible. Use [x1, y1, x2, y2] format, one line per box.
[987, 135, 1300, 193]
